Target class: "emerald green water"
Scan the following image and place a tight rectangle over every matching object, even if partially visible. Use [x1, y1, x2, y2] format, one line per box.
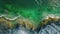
[0, 0, 60, 25]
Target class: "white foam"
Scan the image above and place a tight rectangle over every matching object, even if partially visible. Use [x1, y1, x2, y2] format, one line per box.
[0, 15, 22, 20]
[0, 15, 5, 17]
[45, 14, 60, 19]
[5, 16, 19, 20]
